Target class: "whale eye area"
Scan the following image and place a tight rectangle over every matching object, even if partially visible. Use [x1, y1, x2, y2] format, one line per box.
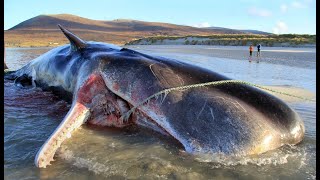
[14, 74, 33, 87]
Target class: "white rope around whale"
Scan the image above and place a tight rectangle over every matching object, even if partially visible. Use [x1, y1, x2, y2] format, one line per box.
[119, 80, 315, 122]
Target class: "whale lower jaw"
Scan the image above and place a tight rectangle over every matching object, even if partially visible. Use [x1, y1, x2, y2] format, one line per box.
[35, 102, 90, 168]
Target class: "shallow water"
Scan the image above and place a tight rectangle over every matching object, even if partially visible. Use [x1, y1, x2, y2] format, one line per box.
[4, 45, 316, 179]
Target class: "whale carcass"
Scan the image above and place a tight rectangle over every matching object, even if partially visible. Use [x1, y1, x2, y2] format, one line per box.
[5, 25, 304, 168]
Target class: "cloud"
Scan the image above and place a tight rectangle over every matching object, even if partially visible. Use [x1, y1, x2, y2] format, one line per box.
[272, 21, 288, 34]
[280, 1, 312, 14]
[247, 7, 272, 17]
[291, 0, 313, 9]
[280, 4, 288, 13]
[193, 22, 211, 28]
[291, 1, 307, 8]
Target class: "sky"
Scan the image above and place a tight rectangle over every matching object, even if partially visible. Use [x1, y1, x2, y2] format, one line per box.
[4, 0, 316, 34]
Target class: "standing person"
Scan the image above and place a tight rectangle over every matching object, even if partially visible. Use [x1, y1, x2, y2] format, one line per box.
[249, 44, 253, 62]
[257, 44, 261, 57]
[256, 44, 261, 63]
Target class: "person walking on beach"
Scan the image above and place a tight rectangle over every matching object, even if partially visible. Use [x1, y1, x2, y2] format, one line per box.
[249, 44, 253, 62]
[257, 44, 261, 57]
[256, 44, 261, 63]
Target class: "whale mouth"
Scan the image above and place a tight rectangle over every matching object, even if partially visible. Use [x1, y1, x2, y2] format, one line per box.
[34, 73, 172, 168]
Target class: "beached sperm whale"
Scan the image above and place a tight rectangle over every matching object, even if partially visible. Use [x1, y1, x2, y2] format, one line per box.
[5, 25, 305, 168]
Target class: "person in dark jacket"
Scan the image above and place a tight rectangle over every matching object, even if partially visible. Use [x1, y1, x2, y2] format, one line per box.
[257, 44, 261, 57]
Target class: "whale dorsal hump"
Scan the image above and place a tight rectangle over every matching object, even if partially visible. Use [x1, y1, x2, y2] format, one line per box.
[58, 24, 86, 51]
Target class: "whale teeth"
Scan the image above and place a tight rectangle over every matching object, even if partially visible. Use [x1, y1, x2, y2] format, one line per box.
[35, 102, 90, 168]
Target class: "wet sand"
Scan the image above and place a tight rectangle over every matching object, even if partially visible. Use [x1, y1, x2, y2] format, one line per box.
[125, 45, 316, 69]
[262, 85, 316, 103]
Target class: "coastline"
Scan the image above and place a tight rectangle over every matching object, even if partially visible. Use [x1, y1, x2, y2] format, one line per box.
[5, 34, 315, 48]
[125, 35, 316, 48]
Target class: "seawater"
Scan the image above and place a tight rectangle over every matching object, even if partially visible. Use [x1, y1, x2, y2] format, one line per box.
[4, 46, 316, 179]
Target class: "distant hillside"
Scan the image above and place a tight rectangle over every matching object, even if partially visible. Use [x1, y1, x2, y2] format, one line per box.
[205, 26, 271, 35]
[239, 29, 272, 35]
[9, 14, 243, 34]
[5, 14, 263, 47]
[126, 34, 316, 47]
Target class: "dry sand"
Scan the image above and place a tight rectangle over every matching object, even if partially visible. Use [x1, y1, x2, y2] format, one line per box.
[262, 85, 316, 103]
